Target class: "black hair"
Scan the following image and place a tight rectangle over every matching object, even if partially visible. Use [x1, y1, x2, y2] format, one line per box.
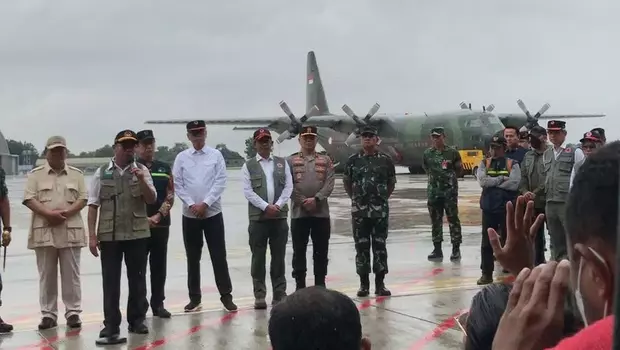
[269, 287, 362, 350]
[503, 126, 519, 134]
[465, 284, 583, 350]
[566, 141, 619, 247]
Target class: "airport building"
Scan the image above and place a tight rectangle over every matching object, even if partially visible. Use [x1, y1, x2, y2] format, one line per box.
[0, 130, 18, 175]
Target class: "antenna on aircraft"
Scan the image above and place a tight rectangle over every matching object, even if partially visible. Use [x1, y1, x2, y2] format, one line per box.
[468, 103, 472, 110]
[275, 101, 319, 144]
[341, 103, 381, 146]
[516, 99, 551, 130]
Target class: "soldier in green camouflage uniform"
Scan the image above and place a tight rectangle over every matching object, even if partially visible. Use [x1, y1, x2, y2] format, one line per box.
[343, 126, 396, 298]
[0, 167, 13, 333]
[422, 127, 463, 262]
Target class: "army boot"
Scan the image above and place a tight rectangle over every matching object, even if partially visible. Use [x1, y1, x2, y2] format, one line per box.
[450, 244, 461, 261]
[314, 275, 326, 288]
[375, 273, 391, 296]
[295, 276, 306, 291]
[357, 275, 370, 297]
[427, 242, 443, 262]
[477, 273, 493, 285]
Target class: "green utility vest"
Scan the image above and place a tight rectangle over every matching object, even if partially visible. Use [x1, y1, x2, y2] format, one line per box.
[543, 147, 576, 203]
[97, 165, 151, 241]
[246, 156, 289, 221]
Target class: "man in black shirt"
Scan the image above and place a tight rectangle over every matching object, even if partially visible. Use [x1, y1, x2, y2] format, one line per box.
[503, 126, 527, 163]
[136, 130, 174, 318]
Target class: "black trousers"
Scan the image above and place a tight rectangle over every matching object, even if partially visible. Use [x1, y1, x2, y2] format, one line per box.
[147, 227, 170, 309]
[534, 208, 546, 266]
[182, 213, 233, 303]
[291, 217, 331, 280]
[481, 210, 506, 275]
[100, 238, 149, 330]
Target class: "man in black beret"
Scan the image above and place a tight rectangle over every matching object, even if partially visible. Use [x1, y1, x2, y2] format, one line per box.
[136, 130, 174, 318]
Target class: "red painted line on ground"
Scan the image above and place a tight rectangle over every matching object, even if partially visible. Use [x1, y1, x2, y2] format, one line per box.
[408, 310, 465, 350]
[133, 311, 240, 350]
[358, 267, 445, 311]
[16, 327, 85, 350]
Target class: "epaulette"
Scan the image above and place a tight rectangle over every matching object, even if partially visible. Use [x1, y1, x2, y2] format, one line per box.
[67, 165, 84, 174]
[29, 166, 45, 173]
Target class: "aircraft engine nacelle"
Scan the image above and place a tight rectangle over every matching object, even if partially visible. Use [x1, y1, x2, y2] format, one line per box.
[340, 103, 381, 146]
[275, 101, 319, 144]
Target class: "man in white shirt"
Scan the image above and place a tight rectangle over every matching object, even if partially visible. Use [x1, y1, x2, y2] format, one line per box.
[241, 128, 293, 309]
[570, 130, 604, 189]
[172, 120, 237, 313]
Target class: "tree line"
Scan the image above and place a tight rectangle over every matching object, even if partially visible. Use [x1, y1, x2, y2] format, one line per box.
[6, 139, 245, 165]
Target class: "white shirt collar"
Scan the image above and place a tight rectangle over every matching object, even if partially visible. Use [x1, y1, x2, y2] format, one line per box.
[191, 145, 208, 154]
[107, 158, 137, 171]
[256, 153, 273, 162]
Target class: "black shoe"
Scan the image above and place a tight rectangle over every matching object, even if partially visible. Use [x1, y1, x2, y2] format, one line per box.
[184, 300, 202, 312]
[0, 317, 13, 333]
[128, 322, 148, 334]
[98, 326, 121, 339]
[450, 244, 461, 261]
[314, 275, 326, 288]
[375, 274, 392, 296]
[67, 315, 82, 328]
[295, 278, 306, 291]
[357, 274, 370, 297]
[153, 307, 171, 318]
[427, 242, 443, 262]
[477, 273, 493, 285]
[221, 294, 238, 312]
[38, 317, 57, 330]
[254, 298, 268, 310]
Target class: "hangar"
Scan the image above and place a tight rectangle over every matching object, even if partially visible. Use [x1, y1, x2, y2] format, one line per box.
[0, 130, 18, 175]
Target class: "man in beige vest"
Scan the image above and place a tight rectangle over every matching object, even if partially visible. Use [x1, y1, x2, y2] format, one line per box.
[87, 130, 156, 345]
[23, 136, 87, 330]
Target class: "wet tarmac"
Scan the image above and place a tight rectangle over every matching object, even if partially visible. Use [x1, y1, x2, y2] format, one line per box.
[0, 169, 521, 349]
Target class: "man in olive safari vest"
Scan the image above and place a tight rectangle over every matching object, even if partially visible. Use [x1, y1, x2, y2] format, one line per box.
[287, 125, 335, 291]
[23, 136, 87, 331]
[87, 130, 157, 345]
[241, 128, 293, 310]
[543, 120, 584, 261]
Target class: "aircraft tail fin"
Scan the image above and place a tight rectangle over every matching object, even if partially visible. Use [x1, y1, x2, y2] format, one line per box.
[306, 51, 330, 115]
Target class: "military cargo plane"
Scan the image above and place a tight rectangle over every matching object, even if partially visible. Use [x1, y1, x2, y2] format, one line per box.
[145, 51, 605, 174]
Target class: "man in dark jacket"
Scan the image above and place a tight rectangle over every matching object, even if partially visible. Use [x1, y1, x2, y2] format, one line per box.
[503, 126, 528, 163]
[136, 130, 175, 318]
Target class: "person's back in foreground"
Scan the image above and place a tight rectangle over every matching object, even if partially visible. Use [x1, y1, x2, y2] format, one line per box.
[269, 286, 371, 350]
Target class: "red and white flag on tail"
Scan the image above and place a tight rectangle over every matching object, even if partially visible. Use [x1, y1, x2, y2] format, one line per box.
[308, 73, 314, 84]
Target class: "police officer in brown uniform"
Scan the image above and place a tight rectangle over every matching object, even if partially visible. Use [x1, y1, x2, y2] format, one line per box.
[87, 130, 157, 345]
[288, 126, 335, 290]
[23, 136, 87, 330]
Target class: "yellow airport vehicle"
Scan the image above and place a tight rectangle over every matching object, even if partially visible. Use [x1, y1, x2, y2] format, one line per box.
[459, 149, 484, 178]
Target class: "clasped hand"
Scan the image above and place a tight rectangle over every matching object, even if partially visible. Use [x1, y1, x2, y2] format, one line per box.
[189, 203, 208, 218]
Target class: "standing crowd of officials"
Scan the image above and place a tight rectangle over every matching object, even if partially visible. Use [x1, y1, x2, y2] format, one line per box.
[0, 119, 402, 347]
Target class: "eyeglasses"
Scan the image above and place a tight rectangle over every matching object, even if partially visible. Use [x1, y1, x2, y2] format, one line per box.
[454, 311, 469, 336]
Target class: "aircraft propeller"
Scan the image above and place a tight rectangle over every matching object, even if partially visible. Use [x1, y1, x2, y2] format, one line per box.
[516, 99, 550, 131]
[275, 101, 319, 144]
[341, 103, 381, 146]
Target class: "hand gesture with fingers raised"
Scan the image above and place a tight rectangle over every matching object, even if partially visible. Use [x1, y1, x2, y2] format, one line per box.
[488, 196, 545, 275]
[492, 260, 570, 350]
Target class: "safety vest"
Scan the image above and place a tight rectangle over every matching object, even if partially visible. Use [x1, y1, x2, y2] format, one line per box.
[485, 158, 513, 177]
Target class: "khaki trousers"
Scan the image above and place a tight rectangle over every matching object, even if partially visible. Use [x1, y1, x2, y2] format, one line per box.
[35, 247, 82, 321]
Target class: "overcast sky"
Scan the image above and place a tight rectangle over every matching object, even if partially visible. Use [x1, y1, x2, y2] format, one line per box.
[0, 0, 618, 156]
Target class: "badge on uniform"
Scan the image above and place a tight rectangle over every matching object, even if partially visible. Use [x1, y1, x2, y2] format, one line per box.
[441, 160, 448, 170]
[276, 163, 283, 168]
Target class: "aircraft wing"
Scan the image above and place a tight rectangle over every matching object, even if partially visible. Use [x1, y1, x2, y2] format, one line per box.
[145, 114, 392, 135]
[496, 113, 605, 120]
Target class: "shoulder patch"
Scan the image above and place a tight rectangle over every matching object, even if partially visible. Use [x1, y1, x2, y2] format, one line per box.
[29, 165, 45, 173]
[67, 165, 84, 173]
[565, 147, 572, 153]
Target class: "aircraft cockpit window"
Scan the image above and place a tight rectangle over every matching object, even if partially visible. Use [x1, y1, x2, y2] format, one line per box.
[465, 119, 483, 127]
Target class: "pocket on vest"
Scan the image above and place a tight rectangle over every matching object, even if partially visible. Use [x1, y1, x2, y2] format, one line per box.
[132, 212, 149, 231]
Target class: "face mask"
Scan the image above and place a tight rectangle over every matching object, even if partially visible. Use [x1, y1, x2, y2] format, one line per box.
[530, 137, 542, 149]
[574, 247, 609, 326]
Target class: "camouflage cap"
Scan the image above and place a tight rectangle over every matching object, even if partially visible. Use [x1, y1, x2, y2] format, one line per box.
[360, 126, 377, 136]
[430, 127, 445, 136]
[490, 134, 507, 146]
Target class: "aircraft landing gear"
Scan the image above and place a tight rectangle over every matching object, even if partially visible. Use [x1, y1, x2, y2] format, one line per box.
[408, 166, 425, 174]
